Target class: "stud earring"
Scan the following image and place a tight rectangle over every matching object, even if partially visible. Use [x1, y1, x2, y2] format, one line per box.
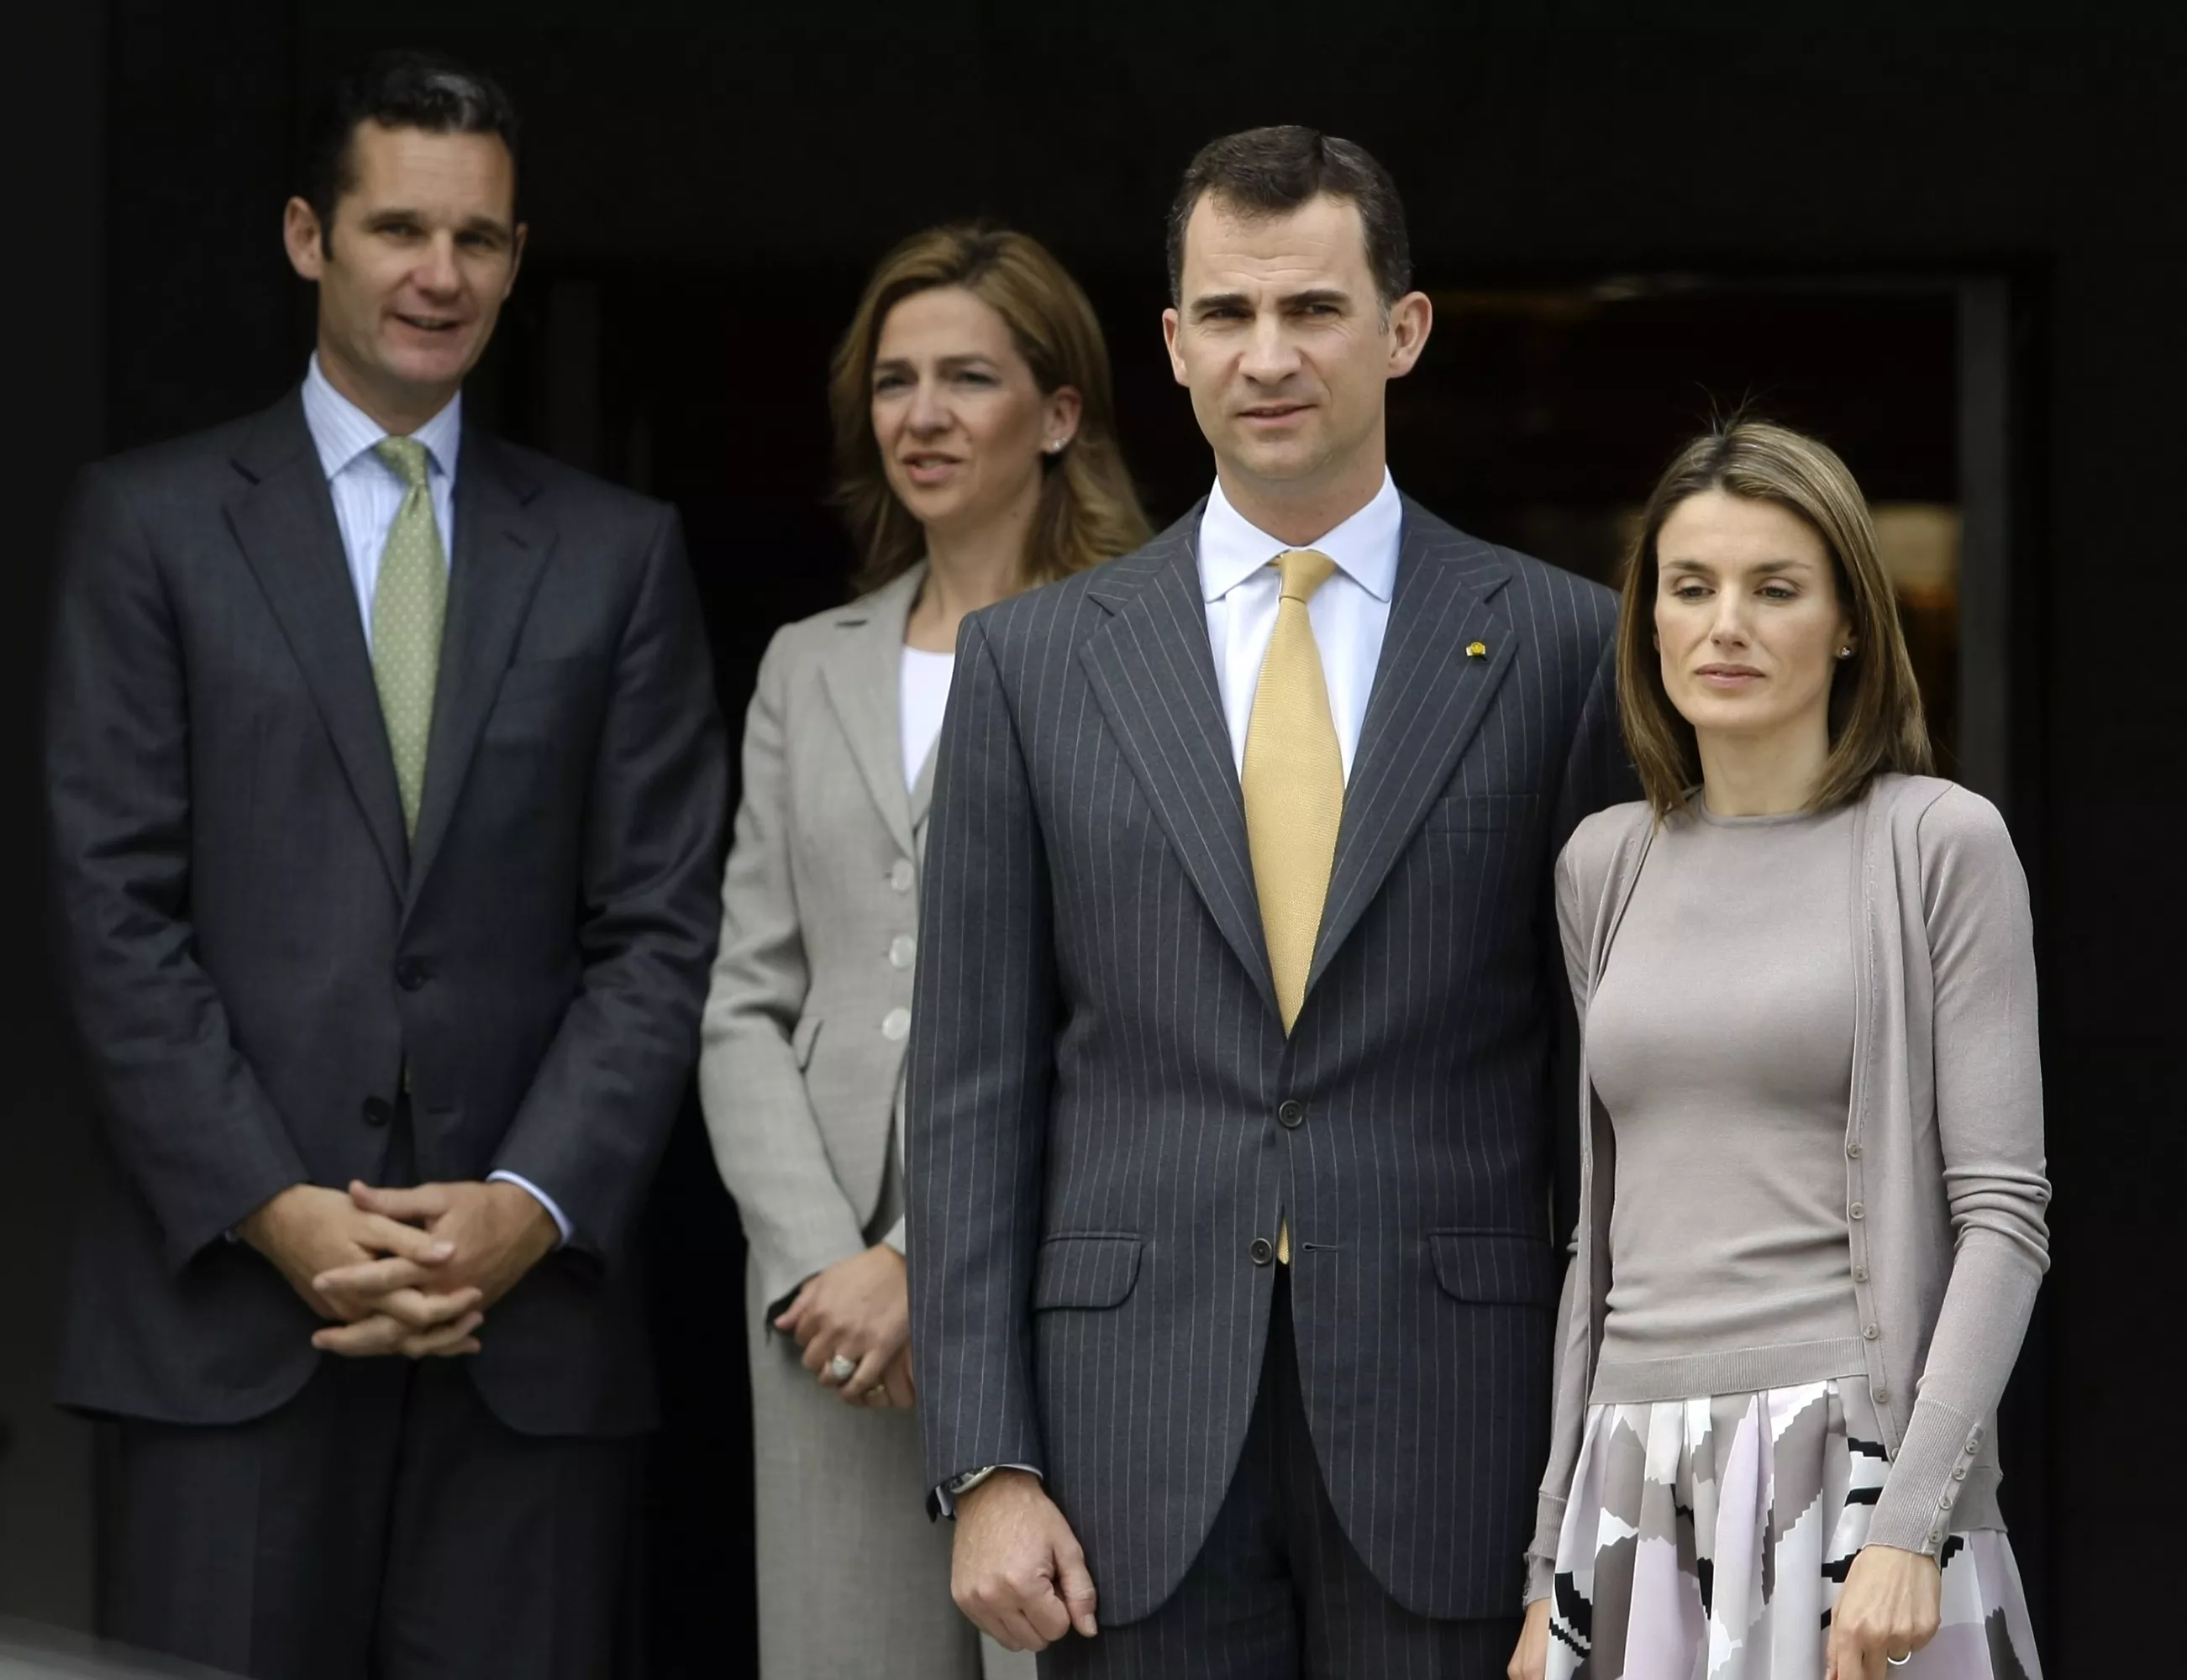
[1837, 646, 1854, 659]
[1044, 438, 1065, 454]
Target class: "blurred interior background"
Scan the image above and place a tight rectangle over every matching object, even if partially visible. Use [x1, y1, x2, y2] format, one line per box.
[7, 3, 2177, 1672]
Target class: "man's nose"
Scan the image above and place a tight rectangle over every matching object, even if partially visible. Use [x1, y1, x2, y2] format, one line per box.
[1240, 312, 1298, 381]
[413, 235, 463, 297]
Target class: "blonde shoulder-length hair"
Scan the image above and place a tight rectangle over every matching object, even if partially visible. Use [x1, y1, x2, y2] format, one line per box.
[828, 223, 1152, 596]
[1617, 418, 1934, 816]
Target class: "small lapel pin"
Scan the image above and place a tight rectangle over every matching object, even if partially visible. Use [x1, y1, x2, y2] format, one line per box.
[1466, 640, 1488, 659]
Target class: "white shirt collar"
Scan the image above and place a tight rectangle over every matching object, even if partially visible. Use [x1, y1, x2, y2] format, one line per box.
[1196, 469, 1402, 605]
[301, 353, 464, 486]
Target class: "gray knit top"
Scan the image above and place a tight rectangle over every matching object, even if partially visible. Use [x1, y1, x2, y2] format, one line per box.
[1585, 800, 1869, 1401]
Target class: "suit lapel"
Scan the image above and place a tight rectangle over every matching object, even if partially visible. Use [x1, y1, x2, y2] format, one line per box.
[1308, 504, 1517, 993]
[402, 429, 554, 908]
[1080, 508, 1277, 1019]
[225, 394, 407, 900]
[819, 564, 923, 860]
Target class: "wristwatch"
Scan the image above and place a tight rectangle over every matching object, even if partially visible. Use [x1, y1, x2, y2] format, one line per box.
[944, 1465, 1002, 1502]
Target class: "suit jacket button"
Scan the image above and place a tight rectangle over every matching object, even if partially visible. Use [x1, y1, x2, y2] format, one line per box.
[361, 1097, 392, 1128]
[1278, 1100, 1306, 1130]
[890, 859, 916, 893]
[396, 958, 428, 991]
[881, 1007, 912, 1042]
[1249, 1237, 1275, 1266]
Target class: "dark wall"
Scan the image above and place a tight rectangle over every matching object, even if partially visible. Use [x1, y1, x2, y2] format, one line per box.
[0, 2, 103, 1630]
[19, 2, 2180, 1669]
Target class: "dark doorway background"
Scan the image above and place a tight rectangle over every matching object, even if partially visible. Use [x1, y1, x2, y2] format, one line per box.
[4, 4, 2176, 1674]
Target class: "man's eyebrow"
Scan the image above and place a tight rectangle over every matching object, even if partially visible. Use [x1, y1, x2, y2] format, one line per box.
[1187, 291, 1252, 316]
[1283, 287, 1351, 310]
[358, 207, 513, 239]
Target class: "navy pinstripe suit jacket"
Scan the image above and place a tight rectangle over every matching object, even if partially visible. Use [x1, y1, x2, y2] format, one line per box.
[907, 496, 1629, 1624]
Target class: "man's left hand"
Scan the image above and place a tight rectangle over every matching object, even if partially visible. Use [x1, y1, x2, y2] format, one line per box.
[312, 1179, 560, 1355]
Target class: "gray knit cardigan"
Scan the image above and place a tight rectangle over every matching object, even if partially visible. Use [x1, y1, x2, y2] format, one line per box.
[1526, 774, 2052, 1600]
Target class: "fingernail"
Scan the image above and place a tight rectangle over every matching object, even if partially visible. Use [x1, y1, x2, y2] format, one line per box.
[430, 1242, 454, 1259]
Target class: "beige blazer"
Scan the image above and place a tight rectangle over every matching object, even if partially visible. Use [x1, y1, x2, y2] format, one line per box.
[700, 564, 937, 1315]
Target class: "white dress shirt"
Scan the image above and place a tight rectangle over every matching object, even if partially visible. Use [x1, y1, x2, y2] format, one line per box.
[297, 358, 572, 1247]
[1196, 469, 1401, 782]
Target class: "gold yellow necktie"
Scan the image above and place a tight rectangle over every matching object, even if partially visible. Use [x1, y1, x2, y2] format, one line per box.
[370, 436, 449, 841]
[1243, 550, 1343, 1264]
[1242, 549, 1344, 1033]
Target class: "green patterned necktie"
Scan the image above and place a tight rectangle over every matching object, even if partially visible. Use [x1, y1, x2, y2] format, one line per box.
[370, 435, 449, 840]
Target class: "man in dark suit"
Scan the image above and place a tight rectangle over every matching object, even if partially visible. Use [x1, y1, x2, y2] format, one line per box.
[43, 52, 726, 1679]
[906, 127, 1630, 1676]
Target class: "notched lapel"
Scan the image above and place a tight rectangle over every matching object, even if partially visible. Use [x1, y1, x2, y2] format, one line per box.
[1078, 517, 1278, 1020]
[819, 565, 923, 859]
[403, 433, 555, 904]
[225, 398, 407, 900]
[1309, 517, 1517, 993]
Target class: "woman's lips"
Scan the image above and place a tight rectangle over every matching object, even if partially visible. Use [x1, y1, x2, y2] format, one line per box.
[901, 456, 964, 486]
[1695, 665, 1764, 689]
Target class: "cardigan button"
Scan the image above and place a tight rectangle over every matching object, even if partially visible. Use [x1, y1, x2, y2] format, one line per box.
[1848, 1203, 1865, 1220]
[1846, 1142, 1862, 1158]
[1953, 1466, 1968, 1480]
[1853, 1267, 1870, 1284]
[1873, 1387, 1890, 1404]
[1863, 1324, 1879, 1340]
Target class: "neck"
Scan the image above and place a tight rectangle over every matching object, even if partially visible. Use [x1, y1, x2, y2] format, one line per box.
[905, 485, 1038, 651]
[1694, 719, 1832, 816]
[317, 338, 457, 436]
[1216, 435, 1387, 548]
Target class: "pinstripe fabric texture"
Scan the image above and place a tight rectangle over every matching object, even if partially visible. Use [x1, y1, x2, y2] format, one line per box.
[907, 497, 1629, 1627]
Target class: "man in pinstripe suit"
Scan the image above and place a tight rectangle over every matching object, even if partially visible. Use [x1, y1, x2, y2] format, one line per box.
[907, 126, 1631, 1677]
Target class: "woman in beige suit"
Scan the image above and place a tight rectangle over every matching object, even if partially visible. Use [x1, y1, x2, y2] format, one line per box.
[700, 225, 1149, 1677]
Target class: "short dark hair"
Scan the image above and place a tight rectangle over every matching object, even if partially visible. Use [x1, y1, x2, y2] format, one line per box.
[302, 50, 520, 252]
[1166, 125, 1412, 308]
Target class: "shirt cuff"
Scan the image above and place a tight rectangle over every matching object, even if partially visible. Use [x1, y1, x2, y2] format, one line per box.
[933, 1464, 1043, 1518]
[487, 1170, 573, 1248]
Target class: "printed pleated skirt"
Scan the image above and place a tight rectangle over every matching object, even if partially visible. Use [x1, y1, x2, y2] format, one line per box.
[1545, 1381, 2042, 1679]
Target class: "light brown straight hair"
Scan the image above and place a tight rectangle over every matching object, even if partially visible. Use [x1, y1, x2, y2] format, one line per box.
[828, 223, 1151, 596]
[1616, 418, 1934, 816]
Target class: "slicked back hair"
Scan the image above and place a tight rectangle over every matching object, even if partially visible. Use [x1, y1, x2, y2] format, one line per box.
[302, 50, 520, 254]
[1166, 125, 1412, 309]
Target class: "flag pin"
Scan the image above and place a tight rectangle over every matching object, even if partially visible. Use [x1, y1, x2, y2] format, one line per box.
[1466, 640, 1488, 659]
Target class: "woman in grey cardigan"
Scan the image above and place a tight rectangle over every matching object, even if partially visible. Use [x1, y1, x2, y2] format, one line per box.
[699, 225, 1149, 1677]
[1510, 421, 2048, 1680]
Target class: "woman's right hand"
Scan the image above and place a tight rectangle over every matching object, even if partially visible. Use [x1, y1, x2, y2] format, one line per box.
[1508, 1597, 1551, 1680]
[773, 1243, 911, 1405]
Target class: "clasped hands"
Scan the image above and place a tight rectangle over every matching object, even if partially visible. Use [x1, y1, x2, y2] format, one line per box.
[238, 1179, 559, 1359]
[775, 1242, 917, 1408]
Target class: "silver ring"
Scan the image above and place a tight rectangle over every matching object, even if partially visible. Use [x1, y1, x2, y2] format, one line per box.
[1887, 1656, 1911, 1669]
[827, 1353, 857, 1383]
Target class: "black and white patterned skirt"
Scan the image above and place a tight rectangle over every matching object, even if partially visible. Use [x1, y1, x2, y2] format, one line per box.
[1545, 1381, 2041, 1678]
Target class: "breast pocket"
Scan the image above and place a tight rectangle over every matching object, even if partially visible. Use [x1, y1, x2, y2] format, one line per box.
[1421, 791, 1542, 832]
[492, 654, 606, 712]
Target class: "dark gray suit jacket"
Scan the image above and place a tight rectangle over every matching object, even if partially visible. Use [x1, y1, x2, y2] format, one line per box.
[907, 498, 1628, 1622]
[44, 391, 727, 1437]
